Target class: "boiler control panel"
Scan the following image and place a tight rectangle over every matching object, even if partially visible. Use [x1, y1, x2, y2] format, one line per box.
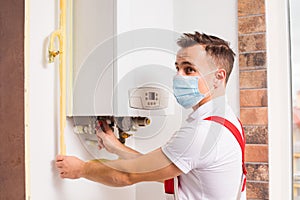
[128, 87, 169, 110]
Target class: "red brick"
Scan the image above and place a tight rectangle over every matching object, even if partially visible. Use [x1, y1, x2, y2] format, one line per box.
[239, 33, 266, 52]
[238, 0, 265, 17]
[246, 163, 269, 181]
[240, 70, 267, 89]
[239, 52, 266, 68]
[244, 125, 268, 144]
[239, 15, 266, 34]
[240, 107, 268, 126]
[246, 182, 269, 199]
[245, 144, 268, 162]
[240, 89, 268, 107]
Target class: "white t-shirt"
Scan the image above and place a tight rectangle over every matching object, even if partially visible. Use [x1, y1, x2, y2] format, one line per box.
[162, 96, 246, 200]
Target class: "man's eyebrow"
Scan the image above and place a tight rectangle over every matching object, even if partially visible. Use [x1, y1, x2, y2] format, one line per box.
[175, 61, 193, 66]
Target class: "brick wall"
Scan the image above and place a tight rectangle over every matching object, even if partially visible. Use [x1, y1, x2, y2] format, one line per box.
[238, 0, 269, 199]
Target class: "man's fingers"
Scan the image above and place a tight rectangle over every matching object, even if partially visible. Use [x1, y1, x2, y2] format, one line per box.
[56, 161, 64, 168]
[96, 130, 105, 138]
[97, 121, 115, 138]
[98, 138, 104, 149]
[55, 155, 84, 179]
[60, 171, 66, 178]
[56, 155, 65, 161]
[56, 165, 65, 178]
[96, 131, 107, 150]
[102, 121, 110, 130]
[102, 121, 113, 134]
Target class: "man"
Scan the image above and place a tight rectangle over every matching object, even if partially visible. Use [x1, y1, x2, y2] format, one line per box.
[56, 32, 246, 200]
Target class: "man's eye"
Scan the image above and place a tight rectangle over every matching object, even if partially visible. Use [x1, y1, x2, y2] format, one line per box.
[185, 67, 196, 74]
[176, 67, 179, 72]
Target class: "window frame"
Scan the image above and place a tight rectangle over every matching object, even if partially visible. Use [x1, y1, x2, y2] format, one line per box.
[266, 0, 293, 199]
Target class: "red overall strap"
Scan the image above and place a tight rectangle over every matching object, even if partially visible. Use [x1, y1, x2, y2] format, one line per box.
[204, 116, 247, 191]
[164, 178, 175, 194]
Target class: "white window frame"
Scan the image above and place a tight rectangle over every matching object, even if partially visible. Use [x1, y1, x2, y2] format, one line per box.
[266, 0, 293, 199]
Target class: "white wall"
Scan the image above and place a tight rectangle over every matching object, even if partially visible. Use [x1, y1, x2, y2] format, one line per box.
[28, 0, 238, 200]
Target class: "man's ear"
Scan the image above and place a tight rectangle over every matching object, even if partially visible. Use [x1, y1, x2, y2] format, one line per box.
[216, 69, 226, 80]
[213, 69, 226, 87]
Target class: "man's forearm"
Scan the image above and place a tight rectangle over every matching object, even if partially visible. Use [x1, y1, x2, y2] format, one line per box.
[82, 148, 173, 185]
[116, 145, 142, 160]
[82, 160, 133, 187]
[56, 148, 181, 186]
[82, 158, 174, 186]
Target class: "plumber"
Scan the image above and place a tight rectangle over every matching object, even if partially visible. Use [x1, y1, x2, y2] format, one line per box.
[56, 32, 246, 200]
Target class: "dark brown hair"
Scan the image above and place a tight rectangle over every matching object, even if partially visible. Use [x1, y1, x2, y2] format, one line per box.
[177, 32, 235, 83]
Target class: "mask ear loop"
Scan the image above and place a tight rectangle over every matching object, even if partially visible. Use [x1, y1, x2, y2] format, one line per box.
[198, 69, 218, 97]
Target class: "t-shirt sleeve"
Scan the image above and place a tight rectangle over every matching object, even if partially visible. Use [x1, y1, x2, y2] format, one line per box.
[161, 122, 212, 174]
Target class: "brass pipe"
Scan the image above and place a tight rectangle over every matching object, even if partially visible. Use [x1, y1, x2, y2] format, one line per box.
[48, 30, 61, 63]
[48, 0, 67, 155]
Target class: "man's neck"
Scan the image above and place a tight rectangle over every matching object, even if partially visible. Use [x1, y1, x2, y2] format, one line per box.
[192, 90, 226, 111]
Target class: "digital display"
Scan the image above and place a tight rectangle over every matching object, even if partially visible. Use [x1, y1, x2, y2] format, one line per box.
[148, 92, 155, 100]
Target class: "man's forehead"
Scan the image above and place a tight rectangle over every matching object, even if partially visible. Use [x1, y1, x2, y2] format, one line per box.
[176, 54, 192, 65]
[175, 45, 214, 73]
[176, 52, 190, 60]
[176, 45, 205, 58]
[176, 48, 193, 60]
[177, 47, 189, 56]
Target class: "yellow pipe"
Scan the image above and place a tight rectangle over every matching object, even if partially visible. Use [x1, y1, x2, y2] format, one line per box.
[60, 0, 67, 155]
[67, 0, 73, 116]
[48, 0, 67, 155]
[48, 30, 61, 63]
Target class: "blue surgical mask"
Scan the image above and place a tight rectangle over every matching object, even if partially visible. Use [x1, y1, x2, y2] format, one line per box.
[173, 71, 215, 108]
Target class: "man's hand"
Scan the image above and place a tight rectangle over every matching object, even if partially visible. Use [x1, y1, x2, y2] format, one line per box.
[96, 121, 123, 154]
[97, 121, 142, 159]
[55, 155, 85, 179]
